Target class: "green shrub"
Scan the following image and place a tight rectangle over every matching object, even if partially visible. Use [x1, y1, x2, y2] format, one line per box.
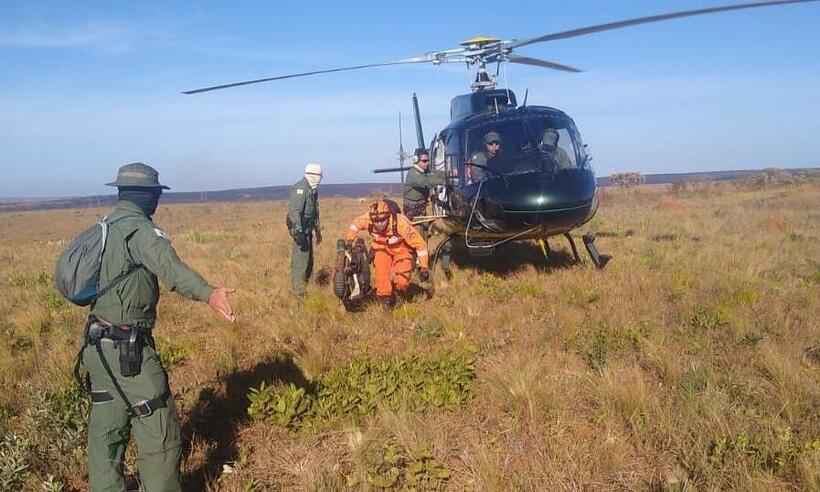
[708, 428, 820, 475]
[0, 433, 32, 490]
[348, 439, 450, 491]
[689, 306, 728, 331]
[43, 289, 68, 312]
[1, 383, 90, 487]
[156, 338, 190, 369]
[247, 351, 475, 429]
[28, 383, 89, 456]
[41, 474, 66, 492]
[248, 383, 312, 429]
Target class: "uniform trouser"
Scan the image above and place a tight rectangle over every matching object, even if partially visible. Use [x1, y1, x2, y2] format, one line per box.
[82, 339, 181, 492]
[437, 238, 453, 273]
[290, 233, 314, 296]
[373, 247, 414, 298]
[412, 222, 452, 273]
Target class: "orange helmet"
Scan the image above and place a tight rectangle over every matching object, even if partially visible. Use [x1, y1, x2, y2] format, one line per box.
[369, 200, 392, 221]
[369, 199, 398, 233]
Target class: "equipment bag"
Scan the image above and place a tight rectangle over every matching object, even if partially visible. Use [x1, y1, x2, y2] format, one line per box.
[54, 216, 140, 306]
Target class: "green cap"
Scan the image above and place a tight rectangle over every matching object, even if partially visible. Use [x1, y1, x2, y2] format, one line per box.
[484, 131, 502, 144]
[105, 162, 170, 189]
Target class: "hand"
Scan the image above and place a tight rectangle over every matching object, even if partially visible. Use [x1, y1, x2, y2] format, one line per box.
[294, 232, 308, 250]
[208, 287, 236, 322]
[419, 268, 430, 282]
[315, 229, 323, 245]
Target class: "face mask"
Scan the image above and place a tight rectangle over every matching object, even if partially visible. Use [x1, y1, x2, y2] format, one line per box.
[305, 173, 322, 189]
[118, 187, 161, 217]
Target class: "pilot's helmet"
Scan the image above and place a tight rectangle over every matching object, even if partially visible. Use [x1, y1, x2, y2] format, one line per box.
[542, 128, 559, 148]
[483, 131, 502, 145]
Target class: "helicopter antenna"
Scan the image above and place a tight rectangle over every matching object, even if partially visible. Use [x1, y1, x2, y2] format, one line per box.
[398, 112, 405, 184]
[412, 93, 426, 151]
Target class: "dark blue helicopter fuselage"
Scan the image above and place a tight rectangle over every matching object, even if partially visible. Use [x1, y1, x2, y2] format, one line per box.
[434, 101, 598, 240]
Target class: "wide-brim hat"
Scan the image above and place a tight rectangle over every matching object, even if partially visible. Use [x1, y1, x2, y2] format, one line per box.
[304, 162, 323, 176]
[106, 162, 170, 189]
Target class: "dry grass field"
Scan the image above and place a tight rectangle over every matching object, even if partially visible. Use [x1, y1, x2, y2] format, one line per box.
[1, 180, 819, 491]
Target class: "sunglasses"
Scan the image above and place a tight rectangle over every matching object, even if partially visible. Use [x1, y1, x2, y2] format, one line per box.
[487, 141, 500, 146]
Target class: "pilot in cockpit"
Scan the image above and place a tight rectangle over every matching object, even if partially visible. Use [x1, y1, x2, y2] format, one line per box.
[541, 128, 573, 170]
[466, 131, 503, 183]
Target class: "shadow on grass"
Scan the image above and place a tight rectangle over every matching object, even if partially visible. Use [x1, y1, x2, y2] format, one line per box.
[447, 239, 578, 275]
[180, 353, 308, 491]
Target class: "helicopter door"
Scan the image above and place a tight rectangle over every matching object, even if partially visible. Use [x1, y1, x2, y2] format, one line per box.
[431, 133, 449, 216]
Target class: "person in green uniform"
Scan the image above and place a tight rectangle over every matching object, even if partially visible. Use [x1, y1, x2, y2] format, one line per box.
[80, 162, 235, 492]
[287, 163, 323, 297]
[467, 131, 503, 183]
[402, 149, 453, 279]
[541, 127, 575, 170]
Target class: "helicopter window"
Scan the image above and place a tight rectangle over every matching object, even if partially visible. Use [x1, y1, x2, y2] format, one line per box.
[444, 132, 463, 181]
[465, 117, 579, 182]
[432, 135, 446, 172]
[571, 126, 592, 170]
[544, 128, 577, 170]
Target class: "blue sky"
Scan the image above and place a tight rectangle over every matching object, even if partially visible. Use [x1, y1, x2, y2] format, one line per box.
[1, 0, 818, 197]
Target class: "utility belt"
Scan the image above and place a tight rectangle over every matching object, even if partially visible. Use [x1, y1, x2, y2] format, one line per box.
[74, 315, 169, 418]
[286, 216, 316, 235]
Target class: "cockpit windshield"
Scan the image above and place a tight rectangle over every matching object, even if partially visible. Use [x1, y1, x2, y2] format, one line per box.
[465, 116, 578, 183]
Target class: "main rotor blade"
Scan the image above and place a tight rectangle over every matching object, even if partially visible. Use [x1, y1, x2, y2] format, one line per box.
[507, 55, 582, 73]
[510, 0, 820, 49]
[182, 59, 430, 94]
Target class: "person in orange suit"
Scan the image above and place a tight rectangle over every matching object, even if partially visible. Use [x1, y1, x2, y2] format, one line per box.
[345, 199, 430, 307]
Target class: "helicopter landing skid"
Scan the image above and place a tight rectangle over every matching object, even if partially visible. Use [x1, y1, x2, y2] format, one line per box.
[564, 233, 582, 263]
[582, 233, 611, 269]
[537, 238, 551, 262]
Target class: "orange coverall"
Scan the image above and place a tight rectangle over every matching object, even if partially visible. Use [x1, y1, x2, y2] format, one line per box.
[345, 212, 429, 298]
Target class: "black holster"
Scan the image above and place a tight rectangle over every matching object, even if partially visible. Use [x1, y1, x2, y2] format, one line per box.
[116, 327, 143, 378]
[85, 316, 145, 378]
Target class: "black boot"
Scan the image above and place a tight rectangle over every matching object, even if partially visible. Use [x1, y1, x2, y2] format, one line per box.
[376, 295, 396, 309]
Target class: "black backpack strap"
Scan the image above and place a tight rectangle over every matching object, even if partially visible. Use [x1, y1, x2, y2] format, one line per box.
[94, 339, 137, 417]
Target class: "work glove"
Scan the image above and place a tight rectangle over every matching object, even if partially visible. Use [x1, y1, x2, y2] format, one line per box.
[294, 231, 309, 250]
[419, 268, 430, 282]
[315, 228, 323, 245]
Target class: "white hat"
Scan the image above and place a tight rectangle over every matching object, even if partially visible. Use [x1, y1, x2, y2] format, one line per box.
[305, 163, 322, 175]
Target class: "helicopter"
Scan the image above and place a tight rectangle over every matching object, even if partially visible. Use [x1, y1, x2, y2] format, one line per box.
[183, 0, 819, 271]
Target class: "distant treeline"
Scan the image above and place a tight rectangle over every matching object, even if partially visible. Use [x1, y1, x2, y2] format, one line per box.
[2, 168, 818, 213]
